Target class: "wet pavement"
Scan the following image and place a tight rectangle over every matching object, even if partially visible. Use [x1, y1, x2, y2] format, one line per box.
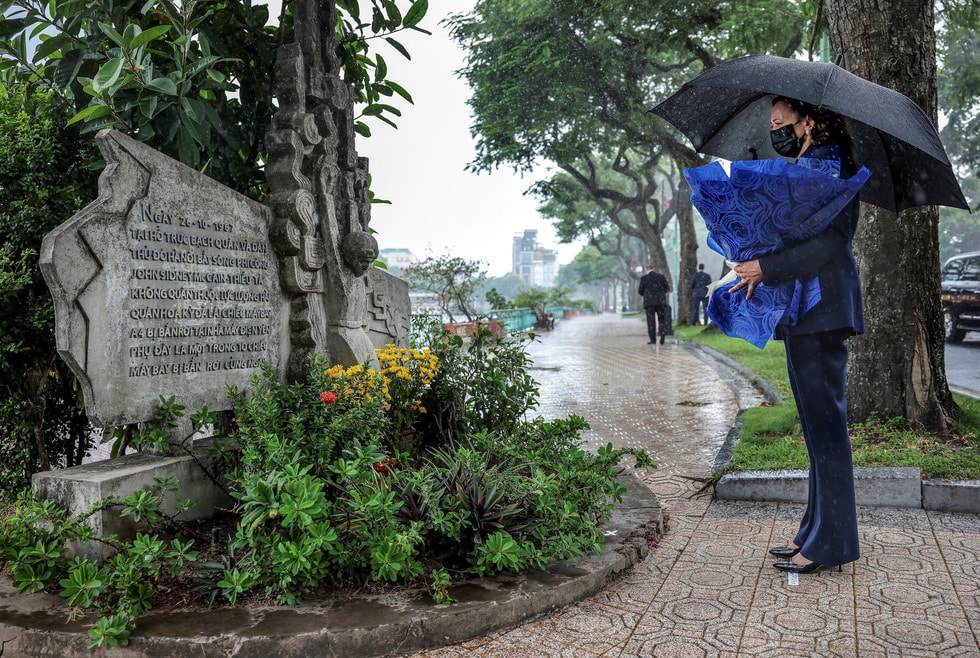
[401, 312, 980, 658]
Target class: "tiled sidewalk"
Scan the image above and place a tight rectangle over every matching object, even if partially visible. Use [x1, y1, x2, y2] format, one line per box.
[408, 313, 980, 657]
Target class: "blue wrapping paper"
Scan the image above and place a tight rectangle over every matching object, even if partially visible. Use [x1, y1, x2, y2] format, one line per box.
[684, 157, 871, 348]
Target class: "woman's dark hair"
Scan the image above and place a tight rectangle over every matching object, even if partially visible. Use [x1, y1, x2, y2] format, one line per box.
[772, 96, 854, 161]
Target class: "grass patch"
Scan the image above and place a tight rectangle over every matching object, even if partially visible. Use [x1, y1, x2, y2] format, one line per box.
[673, 324, 791, 399]
[677, 324, 980, 479]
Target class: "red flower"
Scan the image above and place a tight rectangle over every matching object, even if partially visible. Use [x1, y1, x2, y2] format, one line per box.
[319, 391, 338, 404]
[372, 457, 398, 477]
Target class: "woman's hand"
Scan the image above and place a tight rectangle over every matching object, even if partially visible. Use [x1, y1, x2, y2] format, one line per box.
[730, 259, 763, 300]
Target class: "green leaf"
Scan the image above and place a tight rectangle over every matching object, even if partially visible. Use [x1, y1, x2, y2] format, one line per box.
[374, 53, 387, 81]
[0, 16, 27, 40]
[130, 25, 171, 49]
[66, 104, 112, 126]
[92, 57, 124, 92]
[382, 0, 402, 28]
[109, 72, 135, 96]
[368, 103, 401, 117]
[375, 113, 398, 129]
[205, 68, 226, 84]
[33, 33, 69, 60]
[382, 80, 413, 104]
[77, 114, 121, 135]
[145, 77, 178, 96]
[385, 36, 411, 61]
[28, 21, 52, 41]
[403, 0, 428, 28]
[139, 95, 158, 118]
[122, 23, 140, 45]
[97, 22, 127, 49]
[184, 55, 222, 79]
[354, 121, 371, 138]
[181, 96, 201, 122]
[52, 47, 84, 89]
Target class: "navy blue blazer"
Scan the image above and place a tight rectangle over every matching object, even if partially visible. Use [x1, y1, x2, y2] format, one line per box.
[759, 145, 864, 337]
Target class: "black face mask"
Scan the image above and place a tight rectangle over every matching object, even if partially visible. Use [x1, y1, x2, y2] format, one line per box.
[770, 121, 804, 157]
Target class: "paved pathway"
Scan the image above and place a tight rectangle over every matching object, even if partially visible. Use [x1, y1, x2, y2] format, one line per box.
[405, 313, 980, 657]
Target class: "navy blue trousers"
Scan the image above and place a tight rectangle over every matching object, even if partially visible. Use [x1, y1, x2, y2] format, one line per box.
[783, 329, 860, 566]
[691, 295, 708, 324]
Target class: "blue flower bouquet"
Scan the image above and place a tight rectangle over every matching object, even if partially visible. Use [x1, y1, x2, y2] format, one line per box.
[683, 157, 871, 348]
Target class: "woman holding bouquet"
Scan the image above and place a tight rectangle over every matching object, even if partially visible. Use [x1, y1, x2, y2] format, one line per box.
[730, 96, 862, 574]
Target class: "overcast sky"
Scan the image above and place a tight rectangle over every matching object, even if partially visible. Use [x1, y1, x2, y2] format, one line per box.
[347, 1, 585, 276]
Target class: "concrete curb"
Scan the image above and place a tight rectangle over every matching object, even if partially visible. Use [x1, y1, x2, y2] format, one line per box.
[0, 473, 663, 658]
[715, 468, 980, 513]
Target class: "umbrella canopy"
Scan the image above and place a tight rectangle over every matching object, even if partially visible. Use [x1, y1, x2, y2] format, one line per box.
[650, 55, 969, 213]
[685, 157, 871, 348]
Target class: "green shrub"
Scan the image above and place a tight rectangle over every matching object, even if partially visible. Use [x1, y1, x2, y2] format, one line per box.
[0, 479, 198, 649]
[0, 85, 100, 490]
[217, 329, 652, 604]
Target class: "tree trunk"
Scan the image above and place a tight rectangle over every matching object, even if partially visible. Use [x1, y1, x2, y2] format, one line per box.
[676, 176, 698, 325]
[826, 0, 955, 433]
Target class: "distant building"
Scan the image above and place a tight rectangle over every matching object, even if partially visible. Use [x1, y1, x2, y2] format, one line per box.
[409, 290, 442, 315]
[379, 247, 416, 276]
[512, 229, 558, 288]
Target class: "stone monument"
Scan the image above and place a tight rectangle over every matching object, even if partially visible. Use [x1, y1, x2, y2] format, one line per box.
[35, 0, 410, 555]
[266, 0, 410, 381]
[40, 131, 288, 430]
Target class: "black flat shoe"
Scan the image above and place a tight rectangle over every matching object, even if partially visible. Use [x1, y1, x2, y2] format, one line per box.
[768, 546, 800, 558]
[772, 560, 841, 574]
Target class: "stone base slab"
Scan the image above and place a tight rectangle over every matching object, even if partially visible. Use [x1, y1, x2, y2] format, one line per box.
[32, 437, 234, 560]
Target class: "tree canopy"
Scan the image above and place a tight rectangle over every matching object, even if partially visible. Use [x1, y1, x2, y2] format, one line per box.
[0, 0, 429, 197]
[446, 0, 808, 298]
[403, 253, 487, 323]
[938, 0, 980, 176]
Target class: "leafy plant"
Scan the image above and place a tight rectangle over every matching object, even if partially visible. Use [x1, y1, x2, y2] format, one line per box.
[0, 85, 98, 492]
[423, 325, 541, 444]
[428, 567, 454, 605]
[0, 479, 199, 648]
[229, 357, 391, 481]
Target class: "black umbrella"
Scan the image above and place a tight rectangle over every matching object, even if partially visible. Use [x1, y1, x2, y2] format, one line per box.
[649, 54, 969, 213]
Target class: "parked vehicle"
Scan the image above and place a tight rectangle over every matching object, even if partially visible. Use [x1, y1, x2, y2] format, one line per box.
[941, 251, 980, 343]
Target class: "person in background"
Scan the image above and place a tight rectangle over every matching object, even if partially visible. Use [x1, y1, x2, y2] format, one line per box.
[731, 95, 863, 574]
[638, 264, 670, 345]
[689, 263, 712, 325]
